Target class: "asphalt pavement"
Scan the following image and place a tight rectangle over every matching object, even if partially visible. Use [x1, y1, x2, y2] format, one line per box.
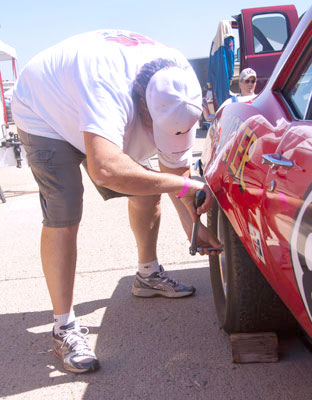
[1, 132, 312, 400]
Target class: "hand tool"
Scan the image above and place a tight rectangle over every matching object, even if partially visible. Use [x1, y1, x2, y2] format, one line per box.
[189, 190, 206, 255]
[189, 190, 223, 255]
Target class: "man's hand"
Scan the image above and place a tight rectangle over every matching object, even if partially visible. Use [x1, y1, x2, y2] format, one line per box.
[194, 185, 213, 215]
[158, 161, 222, 254]
[194, 220, 223, 255]
[180, 184, 213, 223]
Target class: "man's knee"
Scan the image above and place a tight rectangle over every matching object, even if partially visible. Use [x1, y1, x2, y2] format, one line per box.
[128, 194, 161, 210]
[43, 223, 80, 235]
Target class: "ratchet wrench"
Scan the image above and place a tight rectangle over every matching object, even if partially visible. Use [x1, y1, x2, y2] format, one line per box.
[189, 190, 222, 255]
[189, 190, 206, 255]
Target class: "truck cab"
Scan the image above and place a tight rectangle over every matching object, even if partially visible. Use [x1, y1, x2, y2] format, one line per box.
[201, 5, 300, 115]
[233, 5, 299, 93]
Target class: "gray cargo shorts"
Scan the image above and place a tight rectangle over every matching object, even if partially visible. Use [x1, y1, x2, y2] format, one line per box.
[19, 130, 130, 228]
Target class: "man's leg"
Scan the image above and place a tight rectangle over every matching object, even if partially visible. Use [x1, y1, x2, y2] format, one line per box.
[129, 195, 195, 298]
[41, 224, 100, 373]
[41, 224, 79, 315]
[19, 130, 99, 373]
[84, 162, 195, 297]
[128, 194, 161, 264]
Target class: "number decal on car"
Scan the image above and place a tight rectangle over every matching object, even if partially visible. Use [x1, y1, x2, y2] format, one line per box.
[248, 222, 266, 264]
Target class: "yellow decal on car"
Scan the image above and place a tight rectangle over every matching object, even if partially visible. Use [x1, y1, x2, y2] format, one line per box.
[229, 125, 257, 192]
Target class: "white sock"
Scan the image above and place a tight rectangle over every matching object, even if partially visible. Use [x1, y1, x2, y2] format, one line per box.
[53, 311, 76, 335]
[138, 259, 160, 276]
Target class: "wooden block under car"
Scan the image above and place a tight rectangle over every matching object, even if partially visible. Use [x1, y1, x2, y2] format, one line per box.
[230, 332, 278, 363]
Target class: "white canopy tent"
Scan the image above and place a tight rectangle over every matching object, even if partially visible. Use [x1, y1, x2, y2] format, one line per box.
[0, 38, 24, 178]
[0, 39, 17, 61]
[0, 39, 24, 204]
[0, 39, 18, 83]
[0, 39, 18, 129]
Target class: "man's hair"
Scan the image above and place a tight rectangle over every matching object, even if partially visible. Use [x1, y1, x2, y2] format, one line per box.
[132, 58, 177, 104]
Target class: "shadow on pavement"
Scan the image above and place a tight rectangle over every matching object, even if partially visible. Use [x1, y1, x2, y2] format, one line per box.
[0, 298, 108, 397]
[2, 267, 312, 400]
[0, 267, 220, 399]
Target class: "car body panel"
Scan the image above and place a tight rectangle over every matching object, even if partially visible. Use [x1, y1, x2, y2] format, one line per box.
[201, 7, 312, 338]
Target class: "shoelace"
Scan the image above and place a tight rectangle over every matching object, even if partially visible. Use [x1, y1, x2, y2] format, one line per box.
[158, 270, 179, 286]
[59, 326, 91, 355]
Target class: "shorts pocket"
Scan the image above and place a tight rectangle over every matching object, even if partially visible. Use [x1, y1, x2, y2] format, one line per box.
[27, 149, 55, 165]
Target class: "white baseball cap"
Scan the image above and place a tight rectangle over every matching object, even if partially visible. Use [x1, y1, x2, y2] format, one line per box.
[239, 68, 257, 82]
[145, 66, 202, 154]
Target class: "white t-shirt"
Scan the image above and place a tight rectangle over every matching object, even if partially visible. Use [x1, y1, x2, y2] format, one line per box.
[12, 30, 194, 168]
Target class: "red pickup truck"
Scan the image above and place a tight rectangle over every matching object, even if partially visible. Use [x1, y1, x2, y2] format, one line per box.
[196, 5, 300, 115]
[231, 5, 299, 93]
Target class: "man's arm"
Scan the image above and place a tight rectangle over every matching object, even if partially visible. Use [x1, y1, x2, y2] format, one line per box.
[84, 131, 205, 198]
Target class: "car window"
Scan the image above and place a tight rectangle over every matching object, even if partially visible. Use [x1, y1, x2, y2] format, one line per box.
[283, 51, 312, 120]
[252, 13, 289, 54]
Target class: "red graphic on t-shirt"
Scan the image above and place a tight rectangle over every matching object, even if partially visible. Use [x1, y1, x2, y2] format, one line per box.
[105, 33, 155, 46]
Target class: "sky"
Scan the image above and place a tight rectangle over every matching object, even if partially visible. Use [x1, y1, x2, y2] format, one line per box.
[0, 0, 309, 79]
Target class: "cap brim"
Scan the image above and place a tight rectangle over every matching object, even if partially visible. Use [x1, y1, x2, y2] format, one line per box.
[241, 73, 257, 81]
[153, 123, 197, 154]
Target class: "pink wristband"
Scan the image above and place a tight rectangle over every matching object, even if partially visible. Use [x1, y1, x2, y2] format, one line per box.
[175, 177, 191, 198]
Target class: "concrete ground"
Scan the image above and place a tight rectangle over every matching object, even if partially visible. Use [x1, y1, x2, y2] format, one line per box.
[1, 132, 312, 400]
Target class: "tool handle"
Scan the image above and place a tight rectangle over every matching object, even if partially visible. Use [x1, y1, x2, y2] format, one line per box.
[194, 190, 206, 209]
[189, 190, 206, 256]
[190, 221, 199, 255]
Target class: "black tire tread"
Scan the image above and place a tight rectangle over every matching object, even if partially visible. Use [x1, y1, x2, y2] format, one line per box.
[209, 200, 297, 334]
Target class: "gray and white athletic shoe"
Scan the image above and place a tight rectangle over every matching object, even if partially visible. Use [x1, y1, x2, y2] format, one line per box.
[131, 265, 196, 298]
[53, 321, 100, 373]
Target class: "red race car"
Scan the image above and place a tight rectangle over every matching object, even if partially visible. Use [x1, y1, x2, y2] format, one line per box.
[200, 6, 312, 338]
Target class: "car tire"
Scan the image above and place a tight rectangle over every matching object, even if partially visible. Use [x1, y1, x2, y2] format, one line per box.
[208, 197, 297, 334]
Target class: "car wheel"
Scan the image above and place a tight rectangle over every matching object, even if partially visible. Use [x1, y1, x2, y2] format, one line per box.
[208, 197, 297, 334]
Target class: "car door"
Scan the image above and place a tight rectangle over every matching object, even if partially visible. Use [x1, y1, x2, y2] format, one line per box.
[240, 5, 299, 92]
[261, 42, 312, 333]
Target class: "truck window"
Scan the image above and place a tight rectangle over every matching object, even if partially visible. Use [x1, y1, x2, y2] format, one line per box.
[252, 13, 289, 54]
